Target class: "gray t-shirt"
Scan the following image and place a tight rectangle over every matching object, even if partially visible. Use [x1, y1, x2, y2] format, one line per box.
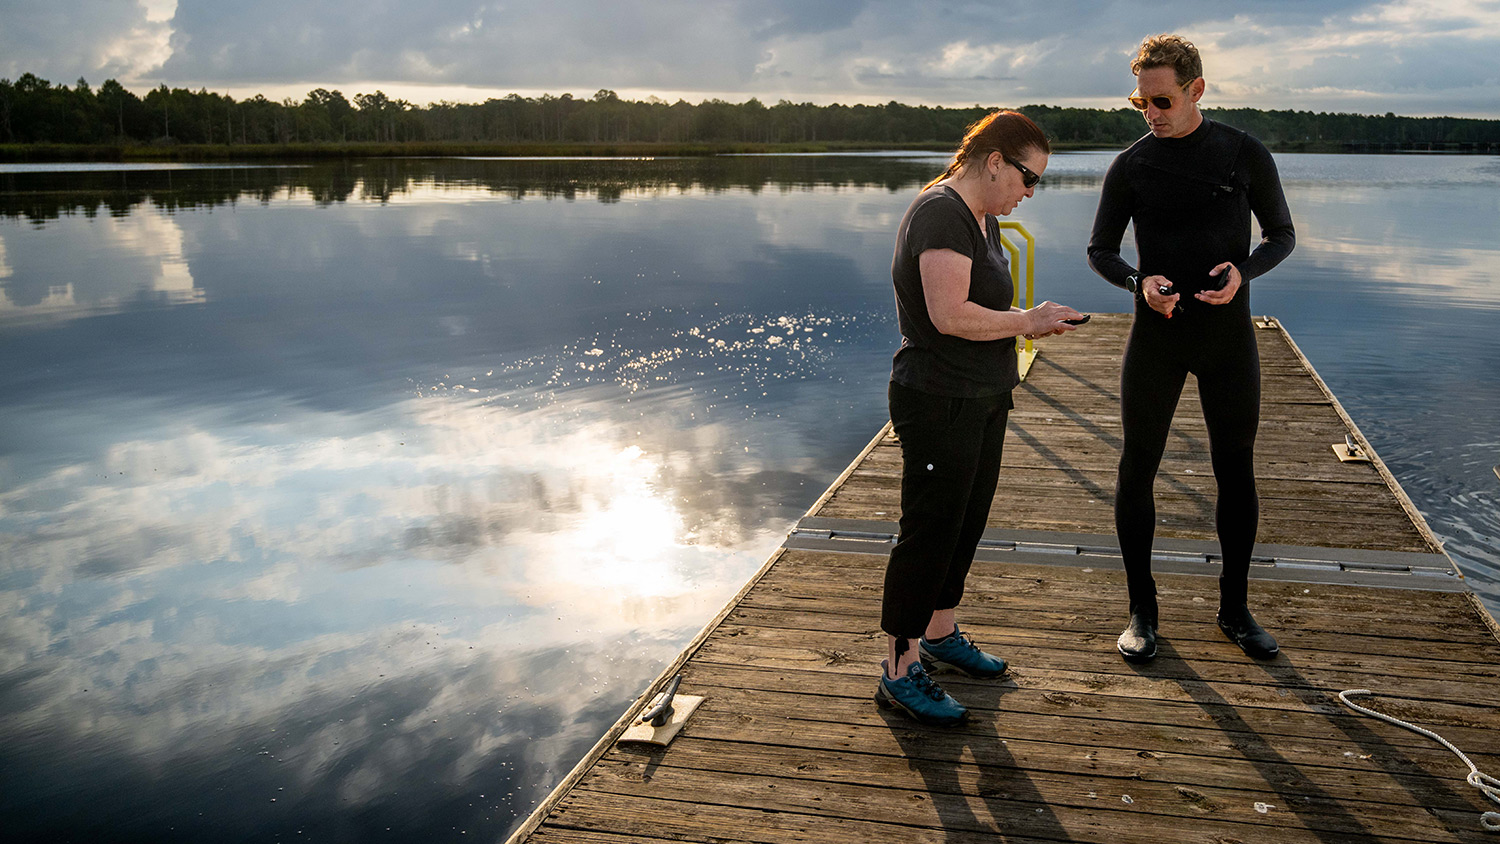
[890, 184, 1020, 398]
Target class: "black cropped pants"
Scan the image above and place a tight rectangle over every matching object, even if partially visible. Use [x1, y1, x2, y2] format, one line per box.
[1115, 312, 1261, 609]
[881, 380, 1012, 639]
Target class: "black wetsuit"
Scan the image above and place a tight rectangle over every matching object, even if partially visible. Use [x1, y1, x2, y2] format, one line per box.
[1087, 118, 1295, 609]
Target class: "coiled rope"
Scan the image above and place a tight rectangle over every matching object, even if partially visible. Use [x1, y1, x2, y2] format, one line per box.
[1339, 689, 1500, 832]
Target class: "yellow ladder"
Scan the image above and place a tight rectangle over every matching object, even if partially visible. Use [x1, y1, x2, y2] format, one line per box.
[996, 221, 1037, 381]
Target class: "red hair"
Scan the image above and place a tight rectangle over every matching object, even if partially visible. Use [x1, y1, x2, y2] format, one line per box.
[925, 110, 1050, 190]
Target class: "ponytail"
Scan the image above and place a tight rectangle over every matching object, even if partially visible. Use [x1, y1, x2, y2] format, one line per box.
[925, 110, 1050, 190]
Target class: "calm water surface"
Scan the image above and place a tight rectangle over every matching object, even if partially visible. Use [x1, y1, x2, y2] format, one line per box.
[2, 153, 1497, 842]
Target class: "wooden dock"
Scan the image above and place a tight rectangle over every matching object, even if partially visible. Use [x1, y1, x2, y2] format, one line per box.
[509, 313, 1500, 844]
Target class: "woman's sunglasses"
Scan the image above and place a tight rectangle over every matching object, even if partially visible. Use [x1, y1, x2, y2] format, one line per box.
[1128, 80, 1193, 111]
[1004, 156, 1041, 189]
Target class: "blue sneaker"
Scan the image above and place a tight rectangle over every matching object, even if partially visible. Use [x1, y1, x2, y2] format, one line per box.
[919, 625, 1008, 679]
[874, 660, 968, 726]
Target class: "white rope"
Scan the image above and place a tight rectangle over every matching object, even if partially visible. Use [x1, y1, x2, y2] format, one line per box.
[1339, 689, 1500, 832]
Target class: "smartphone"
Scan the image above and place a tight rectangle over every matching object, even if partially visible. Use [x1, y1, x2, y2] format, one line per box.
[1062, 314, 1092, 325]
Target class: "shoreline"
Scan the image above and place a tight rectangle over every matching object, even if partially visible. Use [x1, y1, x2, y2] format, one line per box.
[4, 139, 1496, 163]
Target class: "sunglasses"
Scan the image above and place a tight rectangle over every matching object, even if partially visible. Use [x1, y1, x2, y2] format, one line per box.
[1128, 79, 1193, 111]
[1004, 156, 1041, 189]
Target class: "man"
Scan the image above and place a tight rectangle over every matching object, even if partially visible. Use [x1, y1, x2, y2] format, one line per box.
[1087, 34, 1295, 662]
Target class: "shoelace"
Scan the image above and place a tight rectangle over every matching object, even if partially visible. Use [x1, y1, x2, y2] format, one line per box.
[909, 667, 946, 701]
[932, 630, 981, 655]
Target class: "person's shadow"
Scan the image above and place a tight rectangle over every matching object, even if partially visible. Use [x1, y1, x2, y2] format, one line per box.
[1129, 637, 1486, 842]
[882, 672, 1070, 841]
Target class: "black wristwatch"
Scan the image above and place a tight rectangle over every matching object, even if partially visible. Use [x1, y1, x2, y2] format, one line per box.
[1123, 272, 1141, 295]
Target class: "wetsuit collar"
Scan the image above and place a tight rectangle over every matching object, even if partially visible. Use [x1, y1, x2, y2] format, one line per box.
[1156, 116, 1213, 149]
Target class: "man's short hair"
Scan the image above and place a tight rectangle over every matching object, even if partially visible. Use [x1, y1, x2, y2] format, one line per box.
[1130, 34, 1203, 85]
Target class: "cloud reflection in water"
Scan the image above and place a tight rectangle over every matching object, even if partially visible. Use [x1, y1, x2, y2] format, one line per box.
[0, 382, 803, 839]
[0, 206, 203, 322]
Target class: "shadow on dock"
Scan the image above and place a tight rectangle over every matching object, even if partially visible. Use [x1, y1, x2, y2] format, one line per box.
[885, 677, 1073, 841]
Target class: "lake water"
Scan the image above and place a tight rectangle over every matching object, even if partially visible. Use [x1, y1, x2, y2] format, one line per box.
[2, 152, 1497, 842]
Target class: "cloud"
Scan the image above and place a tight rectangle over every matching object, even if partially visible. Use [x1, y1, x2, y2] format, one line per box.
[1196, 0, 1500, 113]
[157, 0, 771, 92]
[0, 0, 175, 83]
[2, 0, 1498, 115]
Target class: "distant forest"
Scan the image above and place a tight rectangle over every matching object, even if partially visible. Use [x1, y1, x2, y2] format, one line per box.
[4, 72, 1500, 152]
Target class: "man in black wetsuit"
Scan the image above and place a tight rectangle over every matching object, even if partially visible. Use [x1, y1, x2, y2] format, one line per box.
[1087, 34, 1295, 663]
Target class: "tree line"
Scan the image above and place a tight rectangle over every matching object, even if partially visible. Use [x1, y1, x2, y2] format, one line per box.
[4, 72, 1499, 150]
[1, 156, 956, 227]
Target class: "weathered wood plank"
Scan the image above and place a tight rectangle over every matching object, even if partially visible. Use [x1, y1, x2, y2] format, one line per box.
[661, 685, 1500, 791]
[748, 559, 1498, 645]
[601, 723, 1492, 811]
[530, 830, 684, 844]
[739, 591, 1500, 656]
[727, 601, 1500, 665]
[674, 661, 1500, 760]
[701, 619, 1500, 692]
[542, 790, 1064, 844]
[691, 635, 1500, 712]
[581, 743, 1489, 842]
[768, 555, 1475, 617]
[544, 788, 1392, 844]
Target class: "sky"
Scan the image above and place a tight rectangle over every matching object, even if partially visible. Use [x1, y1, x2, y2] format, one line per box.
[3, 0, 1499, 117]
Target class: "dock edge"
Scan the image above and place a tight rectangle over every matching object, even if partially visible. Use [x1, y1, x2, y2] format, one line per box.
[502, 422, 895, 843]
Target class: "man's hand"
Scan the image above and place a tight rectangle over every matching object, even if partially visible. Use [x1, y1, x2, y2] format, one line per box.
[1141, 275, 1178, 318]
[1199, 262, 1242, 305]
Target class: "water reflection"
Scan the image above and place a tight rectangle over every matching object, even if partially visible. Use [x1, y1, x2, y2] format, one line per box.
[0, 209, 202, 321]
[1, 157, 908, 839]
[2, 154, 1498, 842]
[0, 156, 941, 225]
[0, 383, 842, 840]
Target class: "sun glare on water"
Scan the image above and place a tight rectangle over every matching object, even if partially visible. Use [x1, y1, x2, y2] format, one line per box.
[561, 444, 688, 598]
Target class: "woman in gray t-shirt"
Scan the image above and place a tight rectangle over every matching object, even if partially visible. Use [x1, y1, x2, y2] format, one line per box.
[875, 110, 1084, 727]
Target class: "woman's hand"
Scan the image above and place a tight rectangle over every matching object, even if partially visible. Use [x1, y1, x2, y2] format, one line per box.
[1025, 301, 1084, 337]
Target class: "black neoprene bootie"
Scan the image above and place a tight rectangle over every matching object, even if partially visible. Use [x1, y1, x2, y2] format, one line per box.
[1116, 600, 1158, 663]
[1217, 603, 1279, 659]
[1218, 575, 1277, 658]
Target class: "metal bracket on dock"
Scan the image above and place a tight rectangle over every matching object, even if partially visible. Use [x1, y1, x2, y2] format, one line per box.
[785, 517, 1467, 592]
[618, 672, 703, 747]
[1333, 433, 1372, 463]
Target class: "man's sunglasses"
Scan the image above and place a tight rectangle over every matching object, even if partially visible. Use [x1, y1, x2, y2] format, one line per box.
[1004, 156, 1041, 189]
[1128, 80, 1193, 111]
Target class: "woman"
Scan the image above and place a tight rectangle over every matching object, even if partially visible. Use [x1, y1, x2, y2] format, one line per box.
[876, 111, 1083, 726]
